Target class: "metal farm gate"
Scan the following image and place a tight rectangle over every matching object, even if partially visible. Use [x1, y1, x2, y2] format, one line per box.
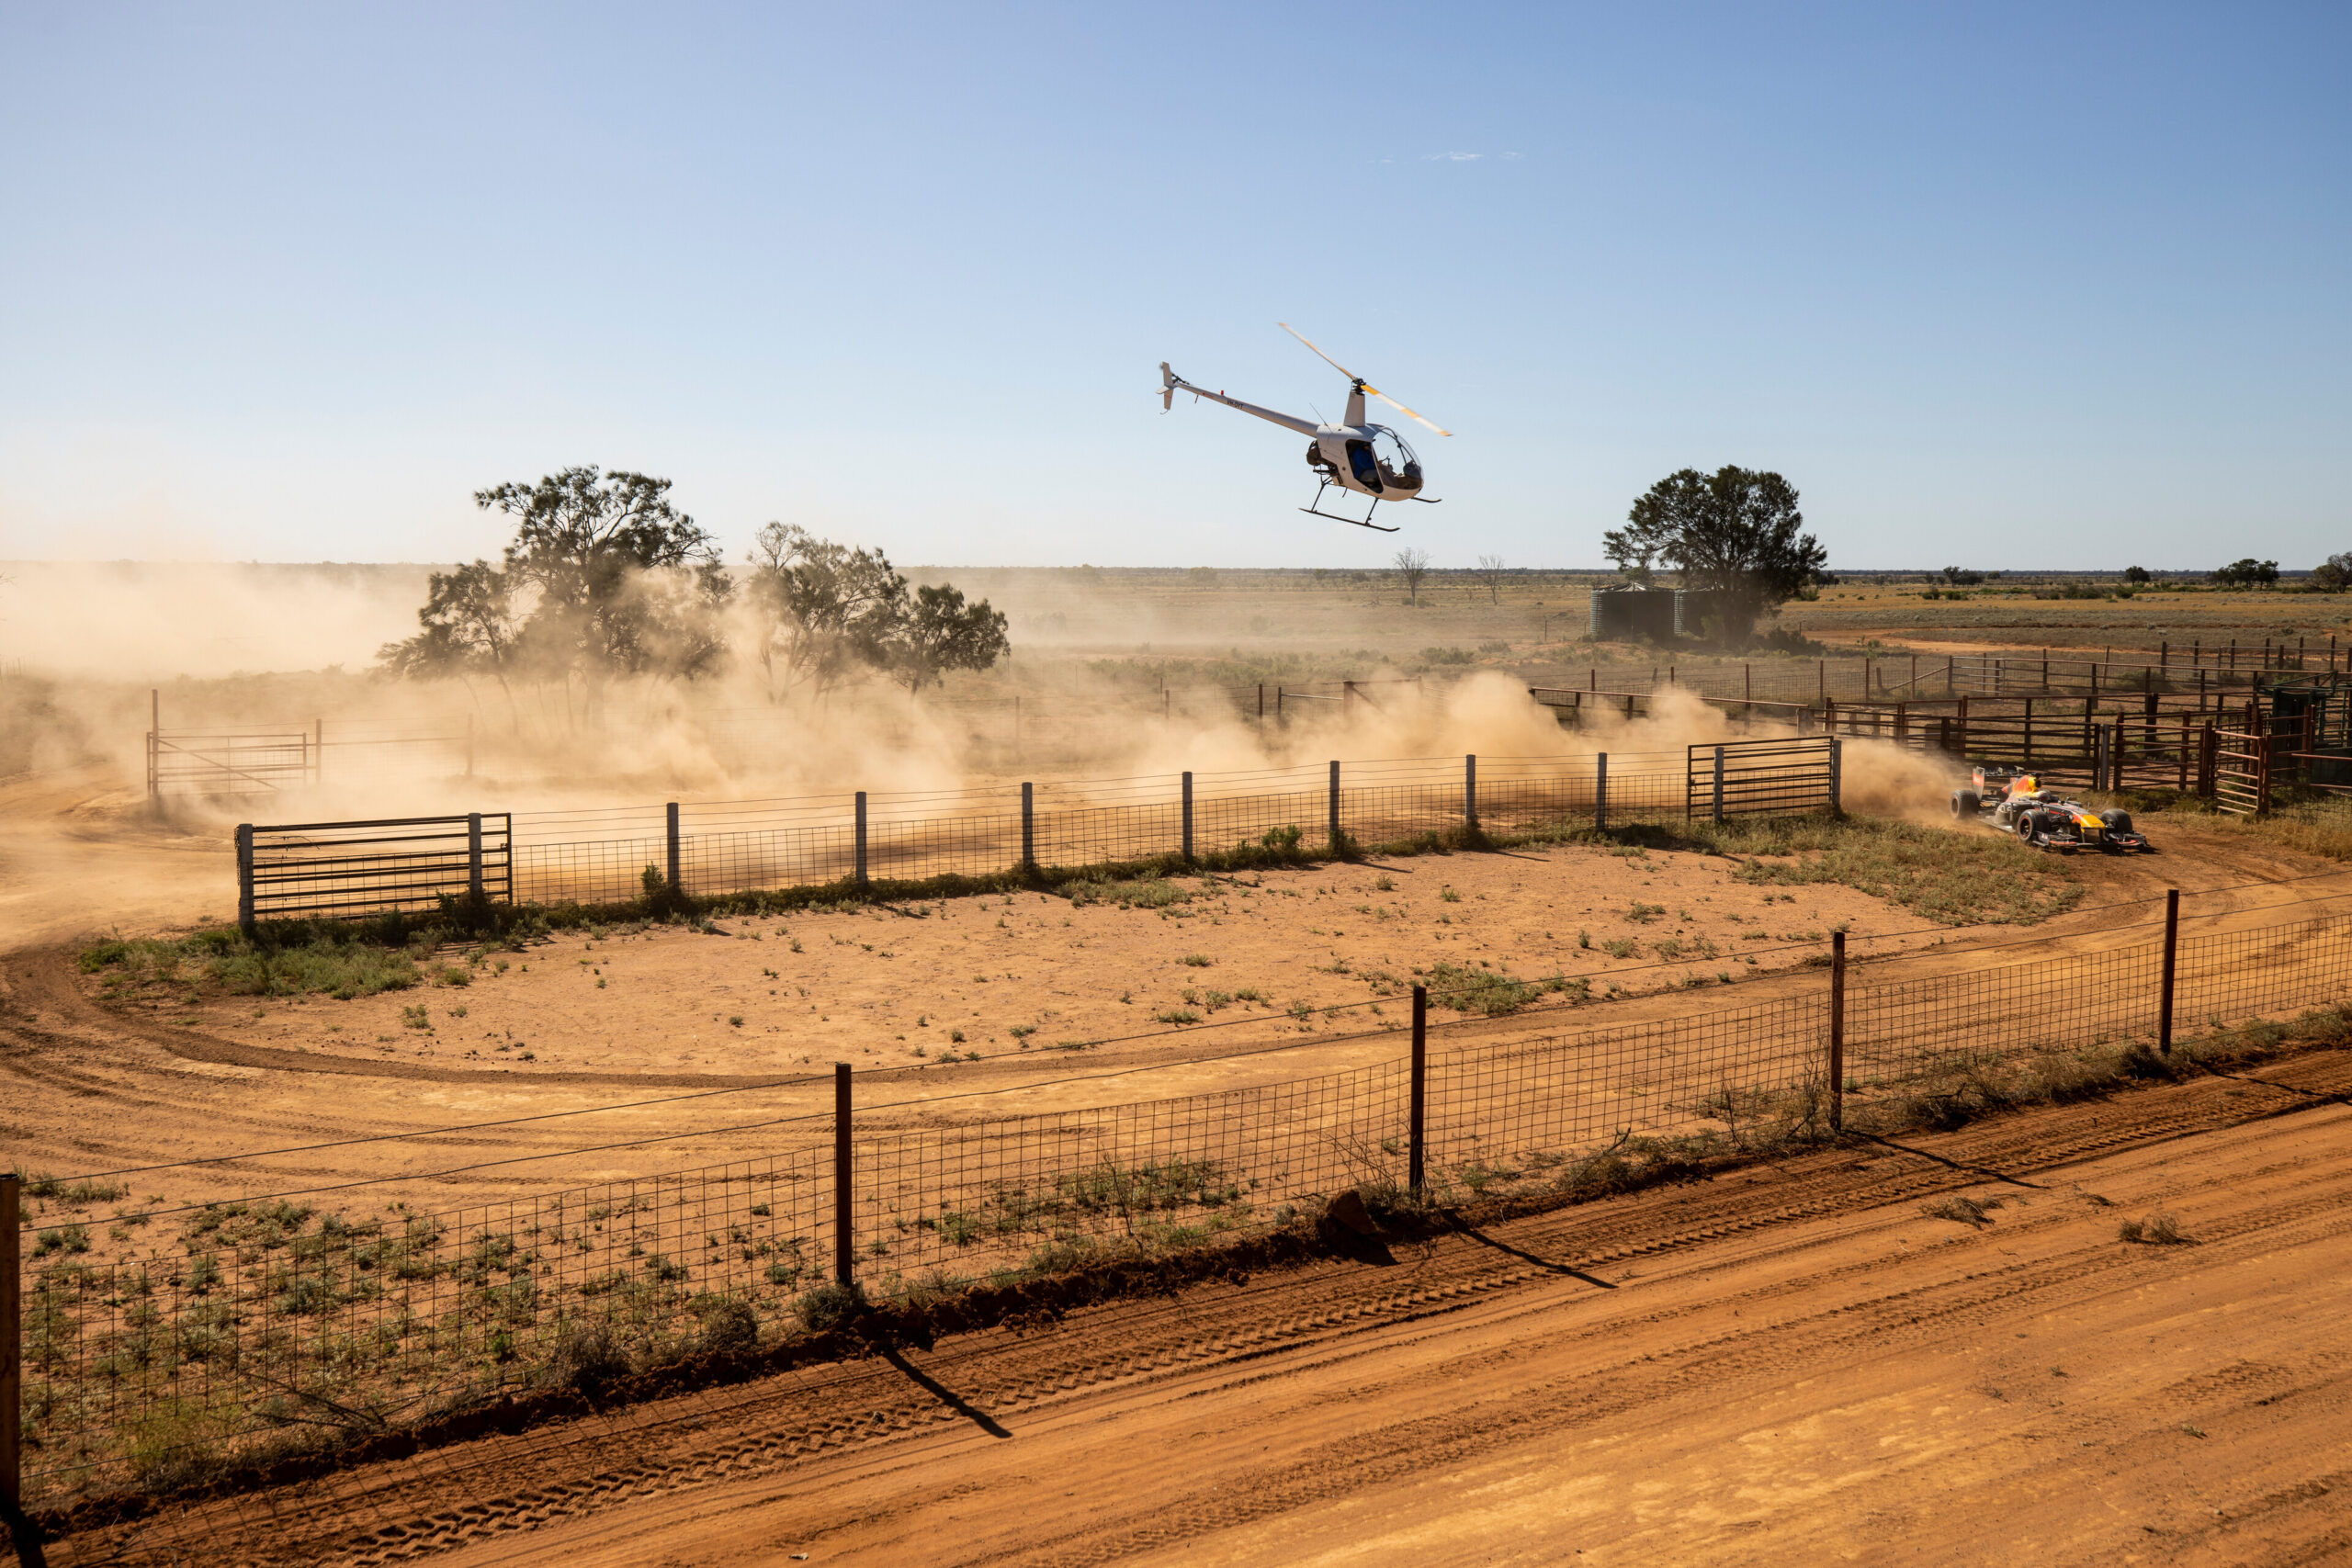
[1685, 736, 1841, 822]
[148, 729, 319, 797]
[2211, 728, 2269, 818]
[237, 813, 513, 930]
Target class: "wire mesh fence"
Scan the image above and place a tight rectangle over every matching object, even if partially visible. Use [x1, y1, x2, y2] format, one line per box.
[16, 898, 2352, 1509]
[349, 750, 1711, 918]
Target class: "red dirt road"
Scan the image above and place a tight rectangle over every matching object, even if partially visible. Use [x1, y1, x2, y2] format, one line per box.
[48, 1044, 2352, 1567]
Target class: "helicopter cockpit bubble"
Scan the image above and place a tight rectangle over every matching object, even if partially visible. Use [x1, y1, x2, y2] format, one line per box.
[1371, 425, 1421, 491]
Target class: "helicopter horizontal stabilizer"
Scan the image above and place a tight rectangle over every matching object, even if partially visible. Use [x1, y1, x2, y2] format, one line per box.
[1159, 362, 1176, 412]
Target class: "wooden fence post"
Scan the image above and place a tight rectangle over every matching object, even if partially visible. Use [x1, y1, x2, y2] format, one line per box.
[1829, 738, 1843, 812]
[1828, 931, 1847, 1133]
[236, 823, 256, 937]
[1409, 986, 1428, 1193]
[1021, 783, 1035, 872]
[665, 803, 682, 902]
[854, 793, 868, 887]
[1594, 752, 1608, 830]
[1464, 754, 1477, 834]
[2159, 888, 2179, 1055]
[1712, 745, 1725, 822]
[1181, 772, 1194, 862]
[833, 1064, 854, 1287]
[1328, 761, 1341, 852]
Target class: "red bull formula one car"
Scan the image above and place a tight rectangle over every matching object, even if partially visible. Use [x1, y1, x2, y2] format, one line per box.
[1950, 766, 2152, 854]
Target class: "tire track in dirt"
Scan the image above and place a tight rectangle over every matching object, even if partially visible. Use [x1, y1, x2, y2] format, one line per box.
[51, 1044, 2352, 1568]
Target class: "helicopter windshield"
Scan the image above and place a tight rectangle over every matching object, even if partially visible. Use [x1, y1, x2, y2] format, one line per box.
[1371, 425, 1419, 479]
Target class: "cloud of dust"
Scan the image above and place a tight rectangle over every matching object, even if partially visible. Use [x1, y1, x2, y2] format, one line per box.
[0, 559, 1970, 943]
[1838, 737, 1966, 822]
[0, 561, 433, 681]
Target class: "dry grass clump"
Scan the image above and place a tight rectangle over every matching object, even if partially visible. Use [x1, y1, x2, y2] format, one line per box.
[1718, 819, 2082, 926]
[1850, 1006, 2334, 1139]
[1419, 961, 1588, 1016]
[1921, 1194, 2003, 1226]
[1535, 815, 2081, 926]
[2118, 1212, 2187, 1245]
[2205, 795, 2352, 863]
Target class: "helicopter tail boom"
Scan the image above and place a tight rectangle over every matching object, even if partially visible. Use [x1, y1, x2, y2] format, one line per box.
[1158, 364, 1318, 435]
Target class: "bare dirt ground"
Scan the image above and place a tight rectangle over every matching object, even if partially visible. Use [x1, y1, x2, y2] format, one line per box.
[31, 1039, 2352, 1567]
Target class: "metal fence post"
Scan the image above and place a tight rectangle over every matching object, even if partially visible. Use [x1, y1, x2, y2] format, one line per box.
[854, 792, 869, 886]
[236, 823, 255, 936]
[665, 802, 682, 903]
[468, 812, 484, 907]
[1595, 751, 1608, 830]
[1828, 737, 1844, 812]
[1712, 745, 1725, 822]
[1464, 753, 1477, 834]
[1409, 986, 1428, 1194]
[833, 1064, 854, 1287]
[2159, 887, 2179, 1055]
[1328, 760, 1341, 852]
[1828, 931, 1847, 1132]
[1181, 771, 1194, 862]
[2, 1172, 20, 1534]
[1021, 782, 1036, 871]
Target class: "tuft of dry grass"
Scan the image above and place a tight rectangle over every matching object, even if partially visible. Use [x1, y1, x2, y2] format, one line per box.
[2119, 1211, 2187, 1245]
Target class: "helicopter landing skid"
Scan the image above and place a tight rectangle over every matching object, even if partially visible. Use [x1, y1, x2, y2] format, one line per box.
[1299, 480, 1399, 532]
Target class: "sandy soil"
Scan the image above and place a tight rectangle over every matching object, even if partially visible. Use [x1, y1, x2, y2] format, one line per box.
[156, 842, 1928, 1076]
[39, 1039, 2352, 1566]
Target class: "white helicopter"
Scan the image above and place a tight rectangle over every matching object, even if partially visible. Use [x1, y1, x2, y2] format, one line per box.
[1160, 324, 1452, 531]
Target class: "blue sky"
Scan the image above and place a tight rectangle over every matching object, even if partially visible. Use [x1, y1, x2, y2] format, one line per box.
[2, 3, 2345, 571]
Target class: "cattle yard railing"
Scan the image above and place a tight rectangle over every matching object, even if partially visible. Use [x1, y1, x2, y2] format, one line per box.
[1686, 737, 1839, 821]
[239, 815, 514, 931]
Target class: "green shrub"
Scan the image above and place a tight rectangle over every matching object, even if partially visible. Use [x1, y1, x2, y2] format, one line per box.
[794, 1280, 862, 1334]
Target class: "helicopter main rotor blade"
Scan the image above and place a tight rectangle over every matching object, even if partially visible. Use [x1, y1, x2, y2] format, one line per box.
[1277, 321, 1359, 382]
[1359, 383, 1453, 438]
[1281, 323, 1453, 436]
